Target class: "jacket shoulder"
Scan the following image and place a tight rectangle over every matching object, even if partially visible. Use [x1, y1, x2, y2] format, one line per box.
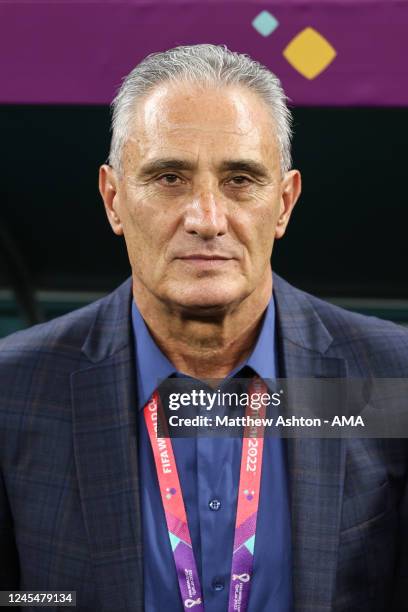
[303, 288, 408, 375]
[0, 297, 103, 362]
[275, 273, 408, 340]
[0, 276, 132, 392]
[0, 276, 132, 362]
[307, 291, 408, 344]
[0, 299, 106, 419]
[274, 274, 408, 375]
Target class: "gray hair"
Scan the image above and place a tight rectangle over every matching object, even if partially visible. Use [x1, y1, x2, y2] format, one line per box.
[109, 44, 293, 174]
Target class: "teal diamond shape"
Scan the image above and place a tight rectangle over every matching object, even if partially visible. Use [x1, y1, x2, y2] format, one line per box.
[169, 532, 181, 551]
[252, 11, 279, 37]
[244, 535, 256, 555]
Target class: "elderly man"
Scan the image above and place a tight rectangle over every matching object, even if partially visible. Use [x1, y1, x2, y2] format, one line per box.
[0, 44, 407, 612]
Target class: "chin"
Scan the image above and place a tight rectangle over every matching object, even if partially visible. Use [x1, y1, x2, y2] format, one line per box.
[164, 283, 247, 315]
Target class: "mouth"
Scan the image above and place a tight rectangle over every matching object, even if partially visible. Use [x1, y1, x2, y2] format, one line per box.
[179, 254, 230, 260]
[176, 254, 234, 268]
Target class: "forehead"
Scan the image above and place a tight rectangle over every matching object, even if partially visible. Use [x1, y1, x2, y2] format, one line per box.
[123, 82, 280, 169]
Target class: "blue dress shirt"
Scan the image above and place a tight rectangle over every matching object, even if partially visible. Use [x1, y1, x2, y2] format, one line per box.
[132, 297, 293, 611]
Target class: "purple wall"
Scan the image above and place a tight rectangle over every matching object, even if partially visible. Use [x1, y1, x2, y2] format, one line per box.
[1, 1, 407, 105]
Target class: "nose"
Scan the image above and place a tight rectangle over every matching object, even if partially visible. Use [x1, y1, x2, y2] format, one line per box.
[183, 189, 228, 239]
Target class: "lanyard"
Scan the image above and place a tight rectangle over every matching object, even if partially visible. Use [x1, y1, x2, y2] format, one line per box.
[144, 377, 267, 611]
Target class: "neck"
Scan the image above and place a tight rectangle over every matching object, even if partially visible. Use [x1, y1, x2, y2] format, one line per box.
[133, 274, 273, 379]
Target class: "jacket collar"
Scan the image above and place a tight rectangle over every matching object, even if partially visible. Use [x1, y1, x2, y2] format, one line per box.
[272, 273, 333, 355]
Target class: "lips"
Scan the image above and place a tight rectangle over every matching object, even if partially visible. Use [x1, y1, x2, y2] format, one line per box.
[175, 254, 235, 269]
[178, 254, 231, 260]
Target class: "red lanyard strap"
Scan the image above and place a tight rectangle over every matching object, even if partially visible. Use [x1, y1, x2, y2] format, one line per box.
[144, 377, 267, 611]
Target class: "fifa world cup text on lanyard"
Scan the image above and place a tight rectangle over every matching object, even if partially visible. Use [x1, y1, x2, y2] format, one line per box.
[144, 376, 268, 611]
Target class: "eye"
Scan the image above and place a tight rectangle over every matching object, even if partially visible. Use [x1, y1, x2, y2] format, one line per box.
[156, 173, 183, 185]
[227, 175, 253, 186]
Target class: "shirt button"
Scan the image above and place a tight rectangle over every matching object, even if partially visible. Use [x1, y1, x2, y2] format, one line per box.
[212, 579, 224, 591]
[208, 498, 221, 511]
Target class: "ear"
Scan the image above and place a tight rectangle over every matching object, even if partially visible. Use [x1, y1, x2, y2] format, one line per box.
[98, 164, 124, 236]
[275, 169, 302, 239]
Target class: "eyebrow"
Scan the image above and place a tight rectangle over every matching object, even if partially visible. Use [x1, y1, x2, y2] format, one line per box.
[138, 159, 196, 177]
[218, 159, 270, 179]
[138, 158, 271, 179]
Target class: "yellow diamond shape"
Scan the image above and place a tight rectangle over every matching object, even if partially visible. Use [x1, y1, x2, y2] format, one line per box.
[283, 27, 336, 80]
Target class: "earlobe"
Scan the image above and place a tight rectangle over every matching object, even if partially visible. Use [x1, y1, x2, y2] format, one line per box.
[109, 196, 124, 236]
[275, 210, 288, 239]
[110, 199, 122, 228]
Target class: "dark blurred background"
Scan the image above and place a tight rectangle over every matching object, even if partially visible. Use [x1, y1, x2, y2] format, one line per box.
[0, 104, 407, 336]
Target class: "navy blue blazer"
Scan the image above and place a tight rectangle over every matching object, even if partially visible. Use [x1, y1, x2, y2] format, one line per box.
[1, 273, 408, 611]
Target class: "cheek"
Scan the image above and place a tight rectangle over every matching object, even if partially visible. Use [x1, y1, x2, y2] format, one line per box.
[234, 201, 279, 261]
[118, 198, 153, 273]
[121, 194, 177, 268]
[260, 210, 278, 248]
[120, 188, 154, 240]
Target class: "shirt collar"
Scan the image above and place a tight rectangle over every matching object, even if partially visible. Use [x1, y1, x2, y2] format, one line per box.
[244, 296, 277, 382]
[132, 301, 177, 409]
[132, 296, 277, 410]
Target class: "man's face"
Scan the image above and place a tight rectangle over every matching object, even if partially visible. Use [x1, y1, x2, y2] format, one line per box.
[100, 83, 301, 313]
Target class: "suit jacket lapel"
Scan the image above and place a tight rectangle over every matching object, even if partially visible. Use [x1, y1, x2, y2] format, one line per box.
[71, 278, 144, 611]
[273, 273, 347, 611]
